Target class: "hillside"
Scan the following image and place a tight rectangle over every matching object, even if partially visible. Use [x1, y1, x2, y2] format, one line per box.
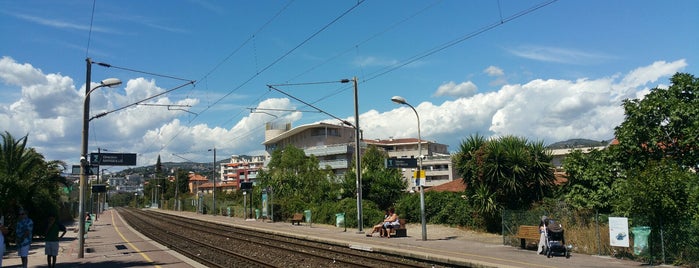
[546, 138, 611, 149]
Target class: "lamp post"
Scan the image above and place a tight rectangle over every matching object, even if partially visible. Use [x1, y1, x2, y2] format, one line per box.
[171, 168, 180, 211]
[341, 77, 363, 233]
[391, 96, 426, 241]
[268, 77, 364, 233]
[79, 58, 121, 258]
[208, 148, 217, 216]
[243, 191, 247, 220]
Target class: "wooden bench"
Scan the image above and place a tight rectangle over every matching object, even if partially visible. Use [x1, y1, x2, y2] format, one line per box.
[388, 219, 407, 237]
[290, 213, 304, 225]
[515, 225, 541, 249]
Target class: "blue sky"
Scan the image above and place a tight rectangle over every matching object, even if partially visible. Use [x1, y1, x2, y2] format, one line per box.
[1, 0, 697, 168]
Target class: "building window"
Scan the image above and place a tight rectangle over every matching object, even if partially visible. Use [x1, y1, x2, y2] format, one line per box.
[311, 127, 341, 137]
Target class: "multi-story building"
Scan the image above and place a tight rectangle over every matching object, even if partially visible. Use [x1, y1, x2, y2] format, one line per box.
[220, 155, 266, 190]
[263, 122, 361, 178]
[364, 138, 456, 192]
[263, 122, 457, 191]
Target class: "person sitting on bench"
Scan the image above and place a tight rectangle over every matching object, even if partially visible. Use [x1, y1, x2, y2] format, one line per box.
[381, 208, 400, 238]
[366, 209, 390, 237]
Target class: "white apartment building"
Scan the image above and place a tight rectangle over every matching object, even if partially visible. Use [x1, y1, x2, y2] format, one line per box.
[219, 155, 266, 189]
[263, 122, 360, 178]
[262, 122, 456, 191]
[364, 138, 456, 192]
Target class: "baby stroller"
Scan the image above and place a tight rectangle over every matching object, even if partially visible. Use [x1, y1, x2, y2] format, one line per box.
[543, 219, 570, 258]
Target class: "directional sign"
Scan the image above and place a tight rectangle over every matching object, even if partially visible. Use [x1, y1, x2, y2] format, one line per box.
[71, 165, 99, 175]
[89, 153, 137, 166]
[385, 157, 418, 168]
[91, 184, 107, 193]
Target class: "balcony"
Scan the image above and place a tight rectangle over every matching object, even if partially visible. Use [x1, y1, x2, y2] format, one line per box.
[304, 144, 350, 157]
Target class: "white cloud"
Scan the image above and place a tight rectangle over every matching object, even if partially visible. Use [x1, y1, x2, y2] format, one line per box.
[484, 66, 504, 76]
[508, 45, 613, 65]
[352, 56, 399, 67]
[0, 57, 688, 168]
[372, 59, 687, 147]
[618, 59, 687, 89]
[433, 81, 478, 98]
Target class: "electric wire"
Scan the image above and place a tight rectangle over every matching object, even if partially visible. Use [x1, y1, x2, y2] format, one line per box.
[363, 0, 557, 83]
[188, 0, 366, 123]
[151, 1, 366, 156]
[85, 0, 96, 58]
[152, 0, 555, 162]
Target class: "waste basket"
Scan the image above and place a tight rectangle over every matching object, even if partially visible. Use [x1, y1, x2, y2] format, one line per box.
[255, 209, 260, 219]
[227, 207, 231, 217]
[304, 210, 312, 224]
[631, 226, 651, 255]
[335, 212, 345, 228]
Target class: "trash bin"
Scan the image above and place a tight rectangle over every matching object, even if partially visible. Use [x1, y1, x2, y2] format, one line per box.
[631, 226, 651, 255]
[227, 207, 231, 217]
[304, 210, 312, 224]
[255, 209, 260, 219]
[335, 212, 345, 228]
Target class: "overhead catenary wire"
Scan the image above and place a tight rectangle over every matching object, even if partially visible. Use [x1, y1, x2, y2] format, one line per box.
[149, 1, 367, 156]
[188, 0, 366, 123]
[363, 0, 558, 83]
[150, 0, 557, 162]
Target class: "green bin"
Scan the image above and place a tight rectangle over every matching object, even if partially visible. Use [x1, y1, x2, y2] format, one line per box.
[631, 226, 651, 255]
[335, 212, 345, 228]
[304, 210, 312, 223]
[255, 209, 260, 219]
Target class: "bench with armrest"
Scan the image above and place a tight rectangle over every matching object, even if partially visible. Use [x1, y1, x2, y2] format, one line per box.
[388, 219, 407, 237]
[290, 213, 304, 225]
[515, 225, 541, 249]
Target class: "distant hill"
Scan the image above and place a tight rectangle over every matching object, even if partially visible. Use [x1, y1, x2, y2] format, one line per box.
[546, 139, 611, 149]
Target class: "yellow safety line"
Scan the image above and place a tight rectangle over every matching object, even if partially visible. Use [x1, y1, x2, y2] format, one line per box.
[111, 210, 161, 268]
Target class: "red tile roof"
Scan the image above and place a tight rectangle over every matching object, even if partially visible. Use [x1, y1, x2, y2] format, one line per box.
[425, 178, 466, 192]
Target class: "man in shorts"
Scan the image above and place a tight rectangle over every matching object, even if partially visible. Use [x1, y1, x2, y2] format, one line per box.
[16, 210, 33, 268]
[45, 214, 67, 268]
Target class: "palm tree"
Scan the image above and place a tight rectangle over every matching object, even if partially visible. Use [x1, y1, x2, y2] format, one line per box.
[456, 134, 556, 213]
[0, 131, 67, 222]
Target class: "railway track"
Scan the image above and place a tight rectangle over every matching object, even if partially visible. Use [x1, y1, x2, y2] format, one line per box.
[118, 208, 449, 267]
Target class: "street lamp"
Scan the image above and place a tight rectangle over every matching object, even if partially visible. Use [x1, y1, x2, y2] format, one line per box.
[79, 58, 121, 258]
[208, 148, 217, 216]
[268, 77, 363, 233]
[391, 95, 427, 241]
[341, 77, 363, 233]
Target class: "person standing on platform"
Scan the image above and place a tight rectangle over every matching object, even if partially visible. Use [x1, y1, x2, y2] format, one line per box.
[45, 214, 66, 268]
[1, 215, 8, 268]
[16, 210, 33, 268]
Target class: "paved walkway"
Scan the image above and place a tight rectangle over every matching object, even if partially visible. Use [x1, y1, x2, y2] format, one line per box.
[1, 208, 652, 267]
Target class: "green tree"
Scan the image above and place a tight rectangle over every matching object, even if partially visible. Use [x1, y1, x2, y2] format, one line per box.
[0, 131, 67, 228]
[342, 145, 405, 210]
[615, 73, 699, 170]
[454, 134, 555, 230]
[257, 145, 336, 218]
[611, 73, 699, 264]
[559, 147, 623, 213]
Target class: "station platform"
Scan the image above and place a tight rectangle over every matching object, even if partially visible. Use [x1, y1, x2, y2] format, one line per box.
[1, 208, 648, 268]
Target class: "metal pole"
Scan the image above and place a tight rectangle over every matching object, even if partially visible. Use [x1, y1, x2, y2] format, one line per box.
[175, 169, 179, 211]
[353, 77, 363, 233]
[213, 148, 216, 216]
[414, 105, 426, 241]
[77, 58, 92, 258]
[391, 96, 427, 241]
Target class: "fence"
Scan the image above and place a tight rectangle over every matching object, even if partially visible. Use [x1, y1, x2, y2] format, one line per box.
[502, 209, 698, 265]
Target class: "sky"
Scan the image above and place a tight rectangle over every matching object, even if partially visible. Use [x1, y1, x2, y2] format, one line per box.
[1, 0, 698, 170]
